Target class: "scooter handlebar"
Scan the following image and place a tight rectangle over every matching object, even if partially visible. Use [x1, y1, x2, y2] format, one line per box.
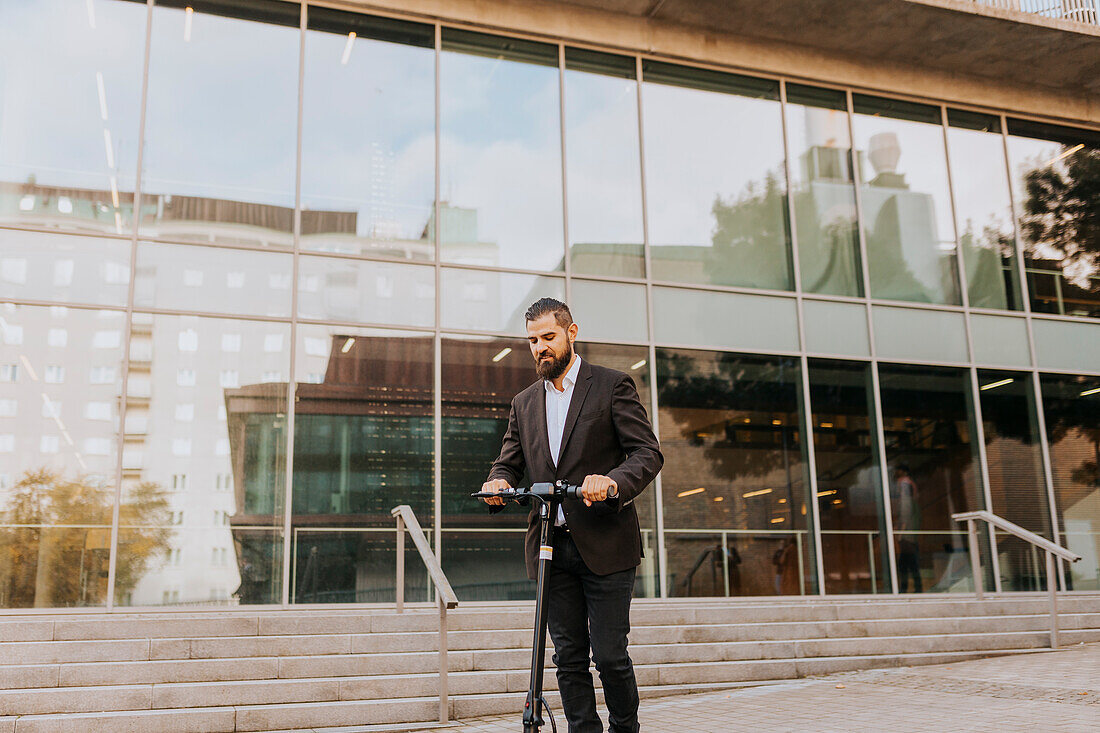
[470, 481, 583, 502]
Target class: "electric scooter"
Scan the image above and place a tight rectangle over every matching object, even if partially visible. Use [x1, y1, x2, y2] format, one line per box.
[470, 480, 583, 733]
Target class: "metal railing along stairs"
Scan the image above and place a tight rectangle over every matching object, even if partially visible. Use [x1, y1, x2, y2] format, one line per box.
[953, 510, 1082, 649]
[392, 504, 459, 724]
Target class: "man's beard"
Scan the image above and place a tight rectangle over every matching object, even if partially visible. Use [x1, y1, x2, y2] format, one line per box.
[535, 341, 573, 381]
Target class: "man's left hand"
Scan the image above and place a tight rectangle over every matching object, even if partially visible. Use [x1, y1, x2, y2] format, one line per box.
[580, 474, 618, 507]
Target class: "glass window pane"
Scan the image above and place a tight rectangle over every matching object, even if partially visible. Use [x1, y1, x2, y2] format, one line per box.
[652, 287, 799, 353]
[140, 1, 299, 248]
[134, 242, 293, 317]
[872, 306, 968, 364]
[1032, 319, 1100, 374]
[977, 370, 1051, 591]
[969, 314, 1030, 368]
[1040, 373, 1100, 591]
[803, 300, 870, 358]
[785, 84, 861, 297]
[292, 326, 433, 603]
[1007, 120, 1100, 318]
[440, 269, 564, 334]
[297, 255, 435, 328]
[656, 349, 816, 596]
[643, 62, 791, 291]
[441, 336, 535, 599]
[440, 29, 564, 271]
[0, 230, 130, 307]
[0, 0, 145, 235]
[569, 280, 647, 344]
[852, 95, 960, 305]
[301, 8, 435, 260]
[877, 364, 984, 593]
[564, 49, 644, 278]
[946, 114, 1022, 311]
[807, 359, 888, 593]
[116, 313, 289, 606]
[0, 305, 123, 608]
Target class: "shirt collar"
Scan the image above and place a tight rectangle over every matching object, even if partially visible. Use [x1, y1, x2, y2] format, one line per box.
[545, 354, 581, 394]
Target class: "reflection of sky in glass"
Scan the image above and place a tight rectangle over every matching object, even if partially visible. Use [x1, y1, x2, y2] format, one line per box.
[643, 83, 785, 247]
[564, 70, 643, 248]
[142, 5, 298, 206]
[947, 127, 1018, 309]
[440, 51, 564, 271]
[301, 31, 434, 243]
[0, 0, 144, 189]
[948, 128, 1013, 242]
[852, 114, 955, 244]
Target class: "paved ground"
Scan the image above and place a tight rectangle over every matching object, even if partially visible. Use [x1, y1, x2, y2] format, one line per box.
[417, 643, 1100, 732]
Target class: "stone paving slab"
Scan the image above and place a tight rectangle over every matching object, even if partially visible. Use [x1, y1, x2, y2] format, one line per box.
[403, 643, 1100, 732]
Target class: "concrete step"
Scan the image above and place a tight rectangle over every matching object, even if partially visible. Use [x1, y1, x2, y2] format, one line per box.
[6, 607, 1099, 668]
[5, 629, 1093, 716]
[6, 595, 1099, 643]
[3, 614, 1097, 690]
[5, 649, 1043, 733]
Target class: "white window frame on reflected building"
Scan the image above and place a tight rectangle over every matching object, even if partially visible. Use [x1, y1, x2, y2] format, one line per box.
[1, 0, 1099, 612]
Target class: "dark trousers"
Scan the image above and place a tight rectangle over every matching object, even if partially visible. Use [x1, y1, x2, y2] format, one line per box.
[547, 530, 639, 733]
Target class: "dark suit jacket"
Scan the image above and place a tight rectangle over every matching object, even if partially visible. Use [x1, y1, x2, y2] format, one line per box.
[487, 359, 663, 579]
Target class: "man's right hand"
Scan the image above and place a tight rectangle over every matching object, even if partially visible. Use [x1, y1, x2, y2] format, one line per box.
[480, 478, 511, 507]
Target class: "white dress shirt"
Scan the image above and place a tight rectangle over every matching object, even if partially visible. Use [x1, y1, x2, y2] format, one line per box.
[545, 354, 581, 526]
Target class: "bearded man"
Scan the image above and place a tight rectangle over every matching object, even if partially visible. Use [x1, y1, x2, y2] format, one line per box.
[480, 297, 663, 733]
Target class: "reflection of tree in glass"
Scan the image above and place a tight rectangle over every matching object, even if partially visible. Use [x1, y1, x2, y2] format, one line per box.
[0, 469, 170, 607]
[959, 220, 1017, 310]
[1019, 146, 1100, 301]
[709, 171, 791, 289]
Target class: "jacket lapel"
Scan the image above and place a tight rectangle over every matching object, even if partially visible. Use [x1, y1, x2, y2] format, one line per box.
[557, 360, 593, 465]
[530, 383, 555, 475]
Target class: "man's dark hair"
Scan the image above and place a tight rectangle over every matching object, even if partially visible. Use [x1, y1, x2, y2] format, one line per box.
[525, 297, 573, 329]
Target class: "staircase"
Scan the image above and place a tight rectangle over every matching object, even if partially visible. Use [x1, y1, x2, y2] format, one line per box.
[3, 594, 1100, 732]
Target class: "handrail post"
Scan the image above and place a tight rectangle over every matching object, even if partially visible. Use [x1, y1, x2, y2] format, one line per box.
[439, 595, 449, 723]
[967, 519, 984, 600]
[395, 514, 405, 614]
[1046, 550, 1059, 649]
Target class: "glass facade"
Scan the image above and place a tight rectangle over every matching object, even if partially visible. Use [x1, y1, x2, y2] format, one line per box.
[1, 0, 1098, 609]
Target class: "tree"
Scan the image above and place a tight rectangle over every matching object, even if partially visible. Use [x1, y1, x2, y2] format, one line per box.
[0, 469, 171, 608]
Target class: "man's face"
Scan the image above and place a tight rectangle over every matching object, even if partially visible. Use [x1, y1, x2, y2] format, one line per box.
[526, 313, 577, 381]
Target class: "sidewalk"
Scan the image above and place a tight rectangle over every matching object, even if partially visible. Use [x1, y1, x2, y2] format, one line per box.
[424, 642, 1100, 732]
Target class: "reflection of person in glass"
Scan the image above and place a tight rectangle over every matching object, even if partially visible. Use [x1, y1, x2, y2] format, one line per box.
[892, 464, 922, 593]
[480, 298, 663, 733]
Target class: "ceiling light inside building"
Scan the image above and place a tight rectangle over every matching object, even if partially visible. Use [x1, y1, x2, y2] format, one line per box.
[492, 347, 511, 362]
[1045, 143, 1083, 167]
[96, 72, 108, 121]
[341, 337, 355, 353]
[1080, 386, 1100, 397]
[341, 32, 356, 65]
[742, 488, 772, 498]
[677, 487, 705, 498]
[980, 378, 1013, 391]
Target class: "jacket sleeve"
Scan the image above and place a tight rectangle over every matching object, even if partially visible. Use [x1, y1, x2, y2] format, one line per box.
[603, 373, 663, 512]
[485, 396, 526, 514]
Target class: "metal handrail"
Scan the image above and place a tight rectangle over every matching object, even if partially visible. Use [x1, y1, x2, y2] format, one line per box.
[391, 505, 458, 723]
[952, 510, 1082, 648]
